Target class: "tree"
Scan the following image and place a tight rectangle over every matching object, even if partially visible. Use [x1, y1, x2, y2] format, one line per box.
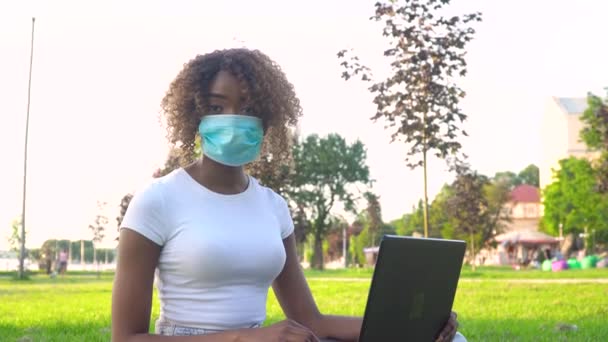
[289, 133, 370, 269]
[339, 0, 482, 237]
[8, 218, 23, 253]
[38, 239, 58, 274]
[292, 202, 311, 261]
[517, 164, 540, 187]
[363, 192, 383, 246]
[493, 171, 519, 189]
[446, 161, 489, 271]
[395, 196, 445, 238]
[89, 201, 108, 277]
[493, 164, 540, 189]
[350, 224, 369, 267]
[399, 201, 425, 236]
[580, 90, 608, 193]
[116, 193, 133, 241]
[429, 184, 454, 238]
[542, 157, 608, 250]
[389, 216, 405, 236]
[153, 146, 183, 178]
[482, 179, 512, 244]
[246, 131, 296, 196]
[68, 240, 94, 263]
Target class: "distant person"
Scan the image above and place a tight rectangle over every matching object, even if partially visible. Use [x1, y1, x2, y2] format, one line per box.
[111, 48, 463, 341]
[58, 249, 68, 276]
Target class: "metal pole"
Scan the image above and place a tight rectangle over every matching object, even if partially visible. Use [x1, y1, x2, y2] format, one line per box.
[19, 17, 36, 280]
[343, 225, 347, 268]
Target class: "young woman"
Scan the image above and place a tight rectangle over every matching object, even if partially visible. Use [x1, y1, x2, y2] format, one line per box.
[111, 48, 461, 342]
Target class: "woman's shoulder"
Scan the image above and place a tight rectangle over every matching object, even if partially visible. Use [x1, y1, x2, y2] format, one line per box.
[120, 170, 186, 245]
[130, 169, 186, 206]
[139, 168, 185, 192]
[249, 177, 289, 208]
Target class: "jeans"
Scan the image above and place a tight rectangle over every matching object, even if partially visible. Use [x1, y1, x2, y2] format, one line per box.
[156, 320, 467, 341]
[155, 320, 261, 336]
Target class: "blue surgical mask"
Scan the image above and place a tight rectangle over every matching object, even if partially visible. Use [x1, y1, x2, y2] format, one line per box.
[198, 114, 264, 167]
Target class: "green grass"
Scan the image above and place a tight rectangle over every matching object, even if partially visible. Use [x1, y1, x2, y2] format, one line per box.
[304, 265, 608, 279]
[1, 270, 607, 341]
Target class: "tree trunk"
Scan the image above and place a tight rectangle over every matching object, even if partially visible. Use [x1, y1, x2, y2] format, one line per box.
[295, 242, 303, 262]
[470, 230, 476, 272]
[312, 232, 324, 270]
[93, 245, 98, 277]
[80, 240, 85, 266]
[422, 111, 430, 238]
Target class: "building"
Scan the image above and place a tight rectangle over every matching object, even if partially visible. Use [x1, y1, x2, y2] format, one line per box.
[540, 97, 597, 191]
[504, 184, 541, 232]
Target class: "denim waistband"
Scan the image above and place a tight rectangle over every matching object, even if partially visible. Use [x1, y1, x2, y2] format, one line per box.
[155, 320, 262, 336]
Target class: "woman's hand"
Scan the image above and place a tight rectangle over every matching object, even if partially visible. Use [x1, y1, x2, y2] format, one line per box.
[237, 319, 320, 342]
[436, 311, 458, 342]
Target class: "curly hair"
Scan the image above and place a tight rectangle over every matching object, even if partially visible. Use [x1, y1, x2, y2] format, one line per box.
[160, 48, 302, 164]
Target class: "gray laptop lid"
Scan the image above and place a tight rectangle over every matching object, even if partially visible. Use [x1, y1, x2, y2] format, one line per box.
[359, 235, 466, 342]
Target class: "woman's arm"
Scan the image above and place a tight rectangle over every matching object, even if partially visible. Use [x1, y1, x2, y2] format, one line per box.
[272, 234, 363, 342]
[111, 229, 241, 342]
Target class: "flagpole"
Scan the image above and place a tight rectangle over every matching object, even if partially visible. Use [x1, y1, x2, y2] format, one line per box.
[19, 17, 36, 280]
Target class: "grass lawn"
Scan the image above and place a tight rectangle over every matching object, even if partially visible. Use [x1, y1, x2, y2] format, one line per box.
[304, 265, 608, 279]
[1, 269, 607, 341]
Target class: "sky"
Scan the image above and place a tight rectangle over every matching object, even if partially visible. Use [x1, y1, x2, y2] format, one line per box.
[1, 0, 607, 249]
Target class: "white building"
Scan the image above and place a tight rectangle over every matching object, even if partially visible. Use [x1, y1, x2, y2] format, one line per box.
[540, 97, 596, 191]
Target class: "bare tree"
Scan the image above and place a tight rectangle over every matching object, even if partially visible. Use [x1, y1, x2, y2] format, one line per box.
[339, 0, 482, 237]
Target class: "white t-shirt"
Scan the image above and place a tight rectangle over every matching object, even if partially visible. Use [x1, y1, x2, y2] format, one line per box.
[120, 168, 294, 331]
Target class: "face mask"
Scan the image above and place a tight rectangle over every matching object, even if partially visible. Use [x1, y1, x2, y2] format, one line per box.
[198, 114, 264, 167]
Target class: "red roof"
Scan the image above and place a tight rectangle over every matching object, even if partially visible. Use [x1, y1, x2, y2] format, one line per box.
[510, 185, 540, 203]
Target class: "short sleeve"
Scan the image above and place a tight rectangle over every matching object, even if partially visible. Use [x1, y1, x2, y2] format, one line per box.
[275, 195, 295, 239]
[121, 181, 168, 246]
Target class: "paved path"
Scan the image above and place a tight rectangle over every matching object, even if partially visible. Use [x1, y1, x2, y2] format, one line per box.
[307, 277, 608, 284]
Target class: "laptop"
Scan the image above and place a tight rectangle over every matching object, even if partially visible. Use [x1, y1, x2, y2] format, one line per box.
[357, 235, 466, 342]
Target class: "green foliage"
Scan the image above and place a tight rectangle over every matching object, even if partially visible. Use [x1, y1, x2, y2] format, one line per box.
[8, 218, 23, 253]
[446, 162, 490, 266]
[429, 185, 454, 238]
[395, 165, 512, 255]
[517, 164, 540, 187]
[116, 193, 133, 240]
[580, 90, 608, 193]
[363, 192, 382, 246]
[482, 179, 512, 242]
[289, 133, 370, 269]
[580, 91, 608, 151]
[493, 164, 539, 188]
[153, 146, 183, 178]
[246, 132, 296, 196]
[542, 157, 608, 243]
[349, 229, 368, 267]
[389, 216, 407, 236]
[401, 201, 425, 236]
[493, 171, 519, 188]
[34, 240, 111, 272]
[376, 224, 396, 243]
[69, 240, 94, 263]
[397, 196, 448, 238]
